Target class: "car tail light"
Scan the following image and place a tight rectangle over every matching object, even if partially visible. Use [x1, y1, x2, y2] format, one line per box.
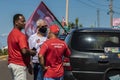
[63, 57, 72, 71]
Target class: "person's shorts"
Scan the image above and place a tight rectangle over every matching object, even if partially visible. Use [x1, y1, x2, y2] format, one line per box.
[8, 63, 27, 80]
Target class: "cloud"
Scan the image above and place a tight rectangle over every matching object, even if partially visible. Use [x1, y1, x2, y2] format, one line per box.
[0, 33, 8, 37]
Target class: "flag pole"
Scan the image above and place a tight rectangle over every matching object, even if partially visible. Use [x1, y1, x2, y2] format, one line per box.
[65, 0, 69, 26]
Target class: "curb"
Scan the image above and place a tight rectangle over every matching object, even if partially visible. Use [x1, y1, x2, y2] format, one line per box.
[0, 55, 8, 59]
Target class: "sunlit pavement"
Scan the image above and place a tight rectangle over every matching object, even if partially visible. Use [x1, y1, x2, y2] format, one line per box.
[0, 55, 33, 80]
[0, 55, 8, 61]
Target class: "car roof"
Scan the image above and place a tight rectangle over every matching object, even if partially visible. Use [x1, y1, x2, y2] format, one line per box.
[71, 27, 120, 33]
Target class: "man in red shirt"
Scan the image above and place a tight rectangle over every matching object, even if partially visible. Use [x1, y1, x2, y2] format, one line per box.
[7, 14, 36, 80]
[38, 24, 71, 80]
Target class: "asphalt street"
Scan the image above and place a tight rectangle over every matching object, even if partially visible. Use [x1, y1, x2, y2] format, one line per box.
[0, 55, 33, 80]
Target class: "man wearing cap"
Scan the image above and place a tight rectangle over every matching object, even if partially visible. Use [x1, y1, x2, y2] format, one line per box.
[38, 24, 71, 80]
[28, 19, 48, 80]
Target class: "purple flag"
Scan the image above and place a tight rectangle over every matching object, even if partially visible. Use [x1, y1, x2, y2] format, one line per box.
[25, 1, 64, 37]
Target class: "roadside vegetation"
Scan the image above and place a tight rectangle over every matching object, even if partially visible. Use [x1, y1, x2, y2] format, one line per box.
[0, 49, 8, 56]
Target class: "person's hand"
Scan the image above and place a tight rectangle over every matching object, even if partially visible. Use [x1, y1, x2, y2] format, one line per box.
[43, 66, 50, 71]
[27, 64, 33, 75]
[32, 47, 36, 51]
[30, 49, 36, 56]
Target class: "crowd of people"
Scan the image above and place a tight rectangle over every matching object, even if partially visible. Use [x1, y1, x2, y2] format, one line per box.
[7, 13, 71, 80]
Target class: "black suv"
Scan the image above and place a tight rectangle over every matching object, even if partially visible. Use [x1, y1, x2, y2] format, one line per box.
[64, 28, 120, 80]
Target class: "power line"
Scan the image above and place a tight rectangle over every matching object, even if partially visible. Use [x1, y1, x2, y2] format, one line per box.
[77, 0, 95, 8]
[77, 0, 108, 13]
[78, 0, 120, 16]
[88, 0, 120, 15]
[76, 0, 120, 27]
[89, 0, 120, 10]
[89, 0, 108, 7]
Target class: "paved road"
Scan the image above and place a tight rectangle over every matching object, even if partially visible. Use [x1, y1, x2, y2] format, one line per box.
[0, 55, 33, 80]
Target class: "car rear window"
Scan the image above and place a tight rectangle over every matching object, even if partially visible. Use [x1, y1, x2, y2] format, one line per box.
[71, 32, 120, 52]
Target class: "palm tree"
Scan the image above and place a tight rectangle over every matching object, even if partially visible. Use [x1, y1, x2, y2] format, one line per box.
[75, 17, 79, 27]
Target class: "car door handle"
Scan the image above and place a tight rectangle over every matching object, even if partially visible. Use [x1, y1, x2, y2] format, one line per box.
[98, 60, 109, 64]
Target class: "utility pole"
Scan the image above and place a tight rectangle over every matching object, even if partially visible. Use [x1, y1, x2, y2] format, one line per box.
[97, 9, 100, 27]
[65, 0, 69, 26]
[108, 0, 113, 27]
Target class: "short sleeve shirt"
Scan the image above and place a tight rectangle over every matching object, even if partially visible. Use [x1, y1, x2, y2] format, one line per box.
[28, 33, 47, 63]
[39, 38, 71, 78]
[7, 28, 30, 66]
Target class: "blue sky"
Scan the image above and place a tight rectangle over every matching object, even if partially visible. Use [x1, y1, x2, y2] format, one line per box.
[0, 0, 120, 47]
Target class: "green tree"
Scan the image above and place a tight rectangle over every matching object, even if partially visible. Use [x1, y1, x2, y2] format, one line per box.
[0, 49, 2, 55]
[75, 17, 79, 27]
[68, 22, 75, 29]
[79, 24, 83, 28]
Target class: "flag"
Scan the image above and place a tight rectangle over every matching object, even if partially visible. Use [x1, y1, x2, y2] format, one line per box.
[61, 17, 66, 27]
[113, 18, 120, 26]
[25, 1, 66, 37]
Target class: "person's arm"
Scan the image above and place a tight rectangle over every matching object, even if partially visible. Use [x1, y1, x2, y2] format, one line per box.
[38, 53, 49, 70]
[19, 35, 36, 56]
[38, 54, 45, 69]
[38, 43, 49, 70]
[21, 48, 36, 56]
[64, 43, 71, 57]
[27, 63, 33, 75]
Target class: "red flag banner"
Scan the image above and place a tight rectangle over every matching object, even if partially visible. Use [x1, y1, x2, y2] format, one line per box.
[25, 1, 66, 37]
[113, 18, 120, 26]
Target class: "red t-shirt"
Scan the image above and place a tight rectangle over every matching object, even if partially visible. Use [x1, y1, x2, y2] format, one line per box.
[7, 28, 30, 66]
[39, 38, 71, 78]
